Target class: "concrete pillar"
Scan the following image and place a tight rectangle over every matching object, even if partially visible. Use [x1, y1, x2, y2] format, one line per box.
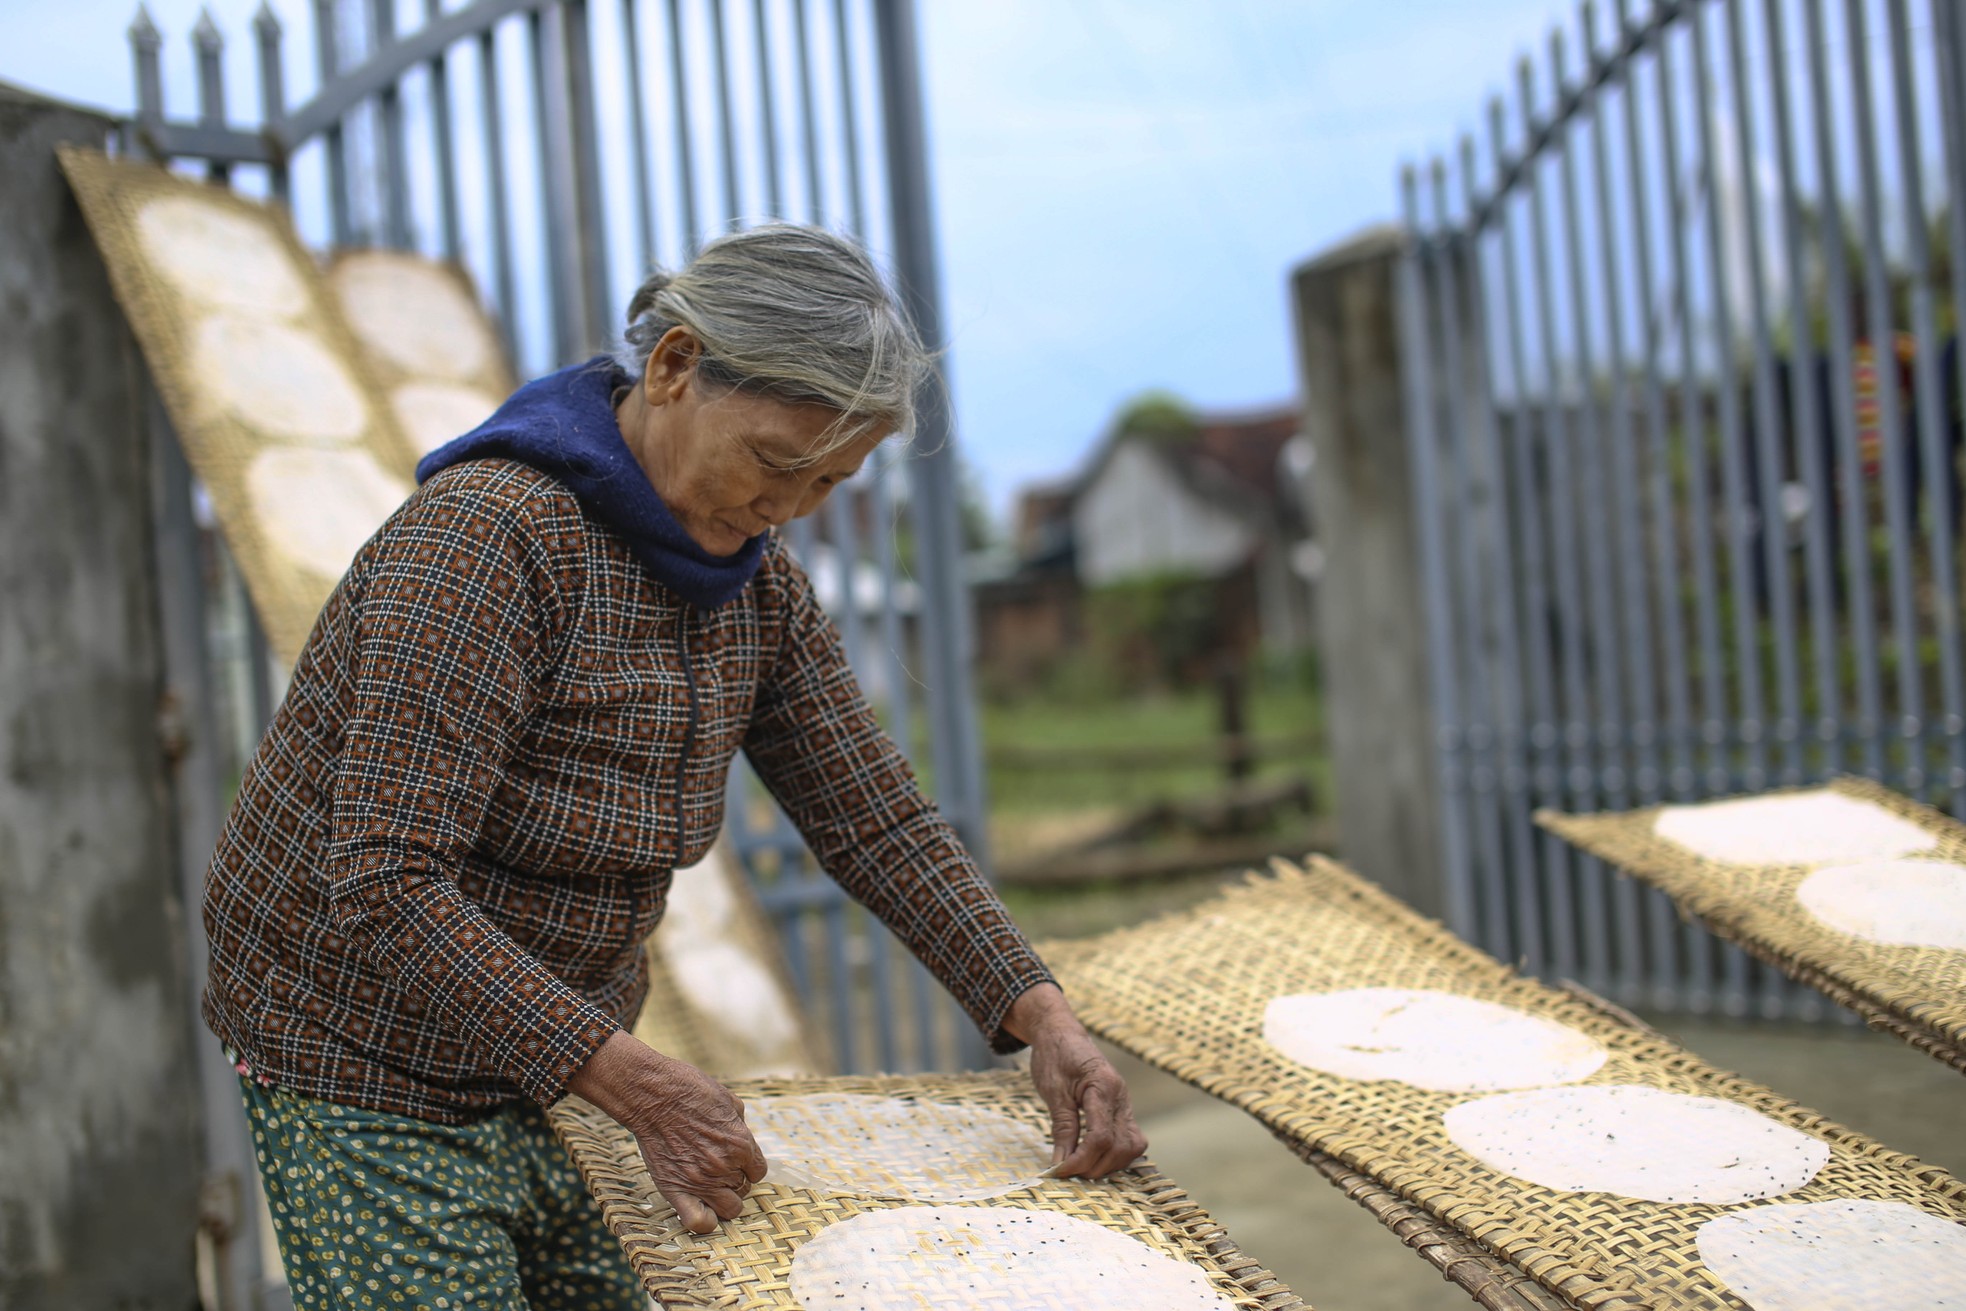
[0, 85, 205, 1306]
[1289, 226, 1444, 916]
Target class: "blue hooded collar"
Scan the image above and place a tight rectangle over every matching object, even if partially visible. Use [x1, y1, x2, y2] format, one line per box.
[416, 357, 767, 609]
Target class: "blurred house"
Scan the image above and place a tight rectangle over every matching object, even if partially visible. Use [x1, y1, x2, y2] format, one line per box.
[975, 403, 1319, 686]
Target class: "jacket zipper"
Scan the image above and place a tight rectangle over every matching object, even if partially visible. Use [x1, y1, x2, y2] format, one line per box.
[674, 605, 699, 867]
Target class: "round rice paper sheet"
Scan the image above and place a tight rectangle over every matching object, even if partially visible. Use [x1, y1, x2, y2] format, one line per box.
[136, 194, 308, 319]
[333, 252, 501, 382]
[390, 381, 503, 457]
[1654, 790, 1938, 867]
[1796, 860, 1966, 950]
[750, 1094, 1051, 1202]
[246, 447, 409, 581]
[1444, 1085, 1829, 1204]
[1262, 987, 1607, 1092]
[1697, 1199, 1966, 1311]
[193, 315, 369, 446]
[788, 1206, 1239, 1311]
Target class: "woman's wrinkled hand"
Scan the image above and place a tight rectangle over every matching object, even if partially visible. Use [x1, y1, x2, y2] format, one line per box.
[1004, 983, 1148, 1180]
[568, 1031, 767, 1234]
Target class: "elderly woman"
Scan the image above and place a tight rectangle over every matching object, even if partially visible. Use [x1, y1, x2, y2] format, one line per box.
[201, 224, 1144, 1307]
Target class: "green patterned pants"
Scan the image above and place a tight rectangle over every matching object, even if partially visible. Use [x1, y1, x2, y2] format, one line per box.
[239, 1076, 642, 1310]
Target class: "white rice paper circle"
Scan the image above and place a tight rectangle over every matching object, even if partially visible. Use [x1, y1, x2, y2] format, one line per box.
[668, 940, 800, 1056]
[246, 447, 408, 580]
[1796, 860, 1966, 950]
[334, 253, 500, 382]
[390, 381, 502, 456]
[1654, 790, 1938, 866]
[788, 1206, 1238, 1311]
[1262, 988, 1607, 1092]
[194, 315, 369, 445]
[749, 1094, 1050, 1203]
[1444, 1085, 1829, 1204]
[136, 194, 309, 319]
[1697, 1199, 1966, 1311]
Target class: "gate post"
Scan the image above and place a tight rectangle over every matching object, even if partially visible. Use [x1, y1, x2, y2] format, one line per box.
[1289, 226, 1447, 917]
[0, 87, 205, 1307]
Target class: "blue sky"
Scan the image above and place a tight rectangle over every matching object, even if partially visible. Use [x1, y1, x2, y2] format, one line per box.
[0, 0, 1568, 517]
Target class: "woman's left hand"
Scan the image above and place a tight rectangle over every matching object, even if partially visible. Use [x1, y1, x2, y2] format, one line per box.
[1004, 983, 1148, 1180]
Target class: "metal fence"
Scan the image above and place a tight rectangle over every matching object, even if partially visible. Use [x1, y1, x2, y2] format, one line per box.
[1399, 0, 1966, 1019]
[126, 2, 987, 1302]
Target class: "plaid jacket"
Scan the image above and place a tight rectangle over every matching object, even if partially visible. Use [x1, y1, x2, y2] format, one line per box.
[202, 459, 1051, 1122]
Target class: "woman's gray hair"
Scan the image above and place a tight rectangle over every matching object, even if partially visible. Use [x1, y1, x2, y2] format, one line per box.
[612, 224, 930, 457]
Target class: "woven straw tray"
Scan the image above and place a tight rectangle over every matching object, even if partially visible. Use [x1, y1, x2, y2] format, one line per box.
[1538, 777, 1966, 1076]
[549, 1071, 1306, 1310]
[58, 147, 420, 663]
[1044, 857, 1966, 1311]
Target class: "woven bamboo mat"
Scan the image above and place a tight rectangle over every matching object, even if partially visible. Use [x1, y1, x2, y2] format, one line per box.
[1538, 777, 1966, 1076]
[58, 148, 420, 663]
[548, 1071, 1306, 1310]
[325, 249, 515, 459]
[1043, 857, 1966, 1311]
[633, 846, 826, 1079]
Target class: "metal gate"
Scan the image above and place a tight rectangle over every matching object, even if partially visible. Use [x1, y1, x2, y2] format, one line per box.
[1398, 0, 1966, 1017]
[126, 2, 989, 1302]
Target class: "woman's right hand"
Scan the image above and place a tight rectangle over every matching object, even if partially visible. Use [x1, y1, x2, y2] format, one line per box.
[567, 1030, 768, 1233]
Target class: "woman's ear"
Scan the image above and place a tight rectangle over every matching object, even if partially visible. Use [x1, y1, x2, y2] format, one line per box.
[644, 326, 702, 406]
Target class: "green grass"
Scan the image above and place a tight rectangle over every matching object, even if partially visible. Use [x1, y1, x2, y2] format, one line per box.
[981, 679, 1327, 816]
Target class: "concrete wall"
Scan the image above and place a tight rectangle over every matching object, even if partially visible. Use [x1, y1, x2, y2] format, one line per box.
[0, 85, 205, 1306]
[1289, 227, 1444, 917]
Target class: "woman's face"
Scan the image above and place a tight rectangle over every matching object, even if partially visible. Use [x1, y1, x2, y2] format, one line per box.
[620, 329, 889, 557]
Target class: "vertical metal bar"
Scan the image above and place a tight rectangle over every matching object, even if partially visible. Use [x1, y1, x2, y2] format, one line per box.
[1656, 16, 1720, 1010]
[424, 0, 463, 261]
[1614, 0, 1686, 1007]
[1427, 159, 1509, 956]
[1804, 0, 1882, 780]
[872, 0, 997, 1071]
[1886, 0, 1966, 813]
[823, 896, 855, 1070]
[753, 0, 785, 217]
[794, 0, 826, 217]
[1487, 96, 1556, 978]
[1520, 56, 1594, 982]
[1582, 0, 1654, 1003]
[369, 0, 413, 249]
[150, 394, 264, 1311]
[314, 0, 353, 246]
[621, 0, 660, 273]
[193, 10, 230, 185]
[665, 0, 702, 250]
[1690, 0, 1758, 1013]
[708, 0, 744, 223]
[254, 4, 290, 203]
[1398, 166, 1481, 941]
[1938, 0, 1966, 807]
[1725, 0, 1806, 802]
[561, 0, 614, 349]
[867, 462, 919, 765]
[833, 0, 867, 236]
[532, 5, 609, 360]
[1764, 0, 1842, 784]
[131, 7, 164, 129]
[1845, 0, 1925, 794]
[1722, 0, 1800, 1020]
[477, 22, 520, 364]
[1551, 22, 1620, 997]
[1460, 130, 1544, 977]
[824, 489, 869, 672]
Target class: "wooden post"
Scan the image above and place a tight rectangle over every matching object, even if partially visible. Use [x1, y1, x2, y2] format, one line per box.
[0, 86, 204, 1307]
[1289, 226, 1445, 917]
